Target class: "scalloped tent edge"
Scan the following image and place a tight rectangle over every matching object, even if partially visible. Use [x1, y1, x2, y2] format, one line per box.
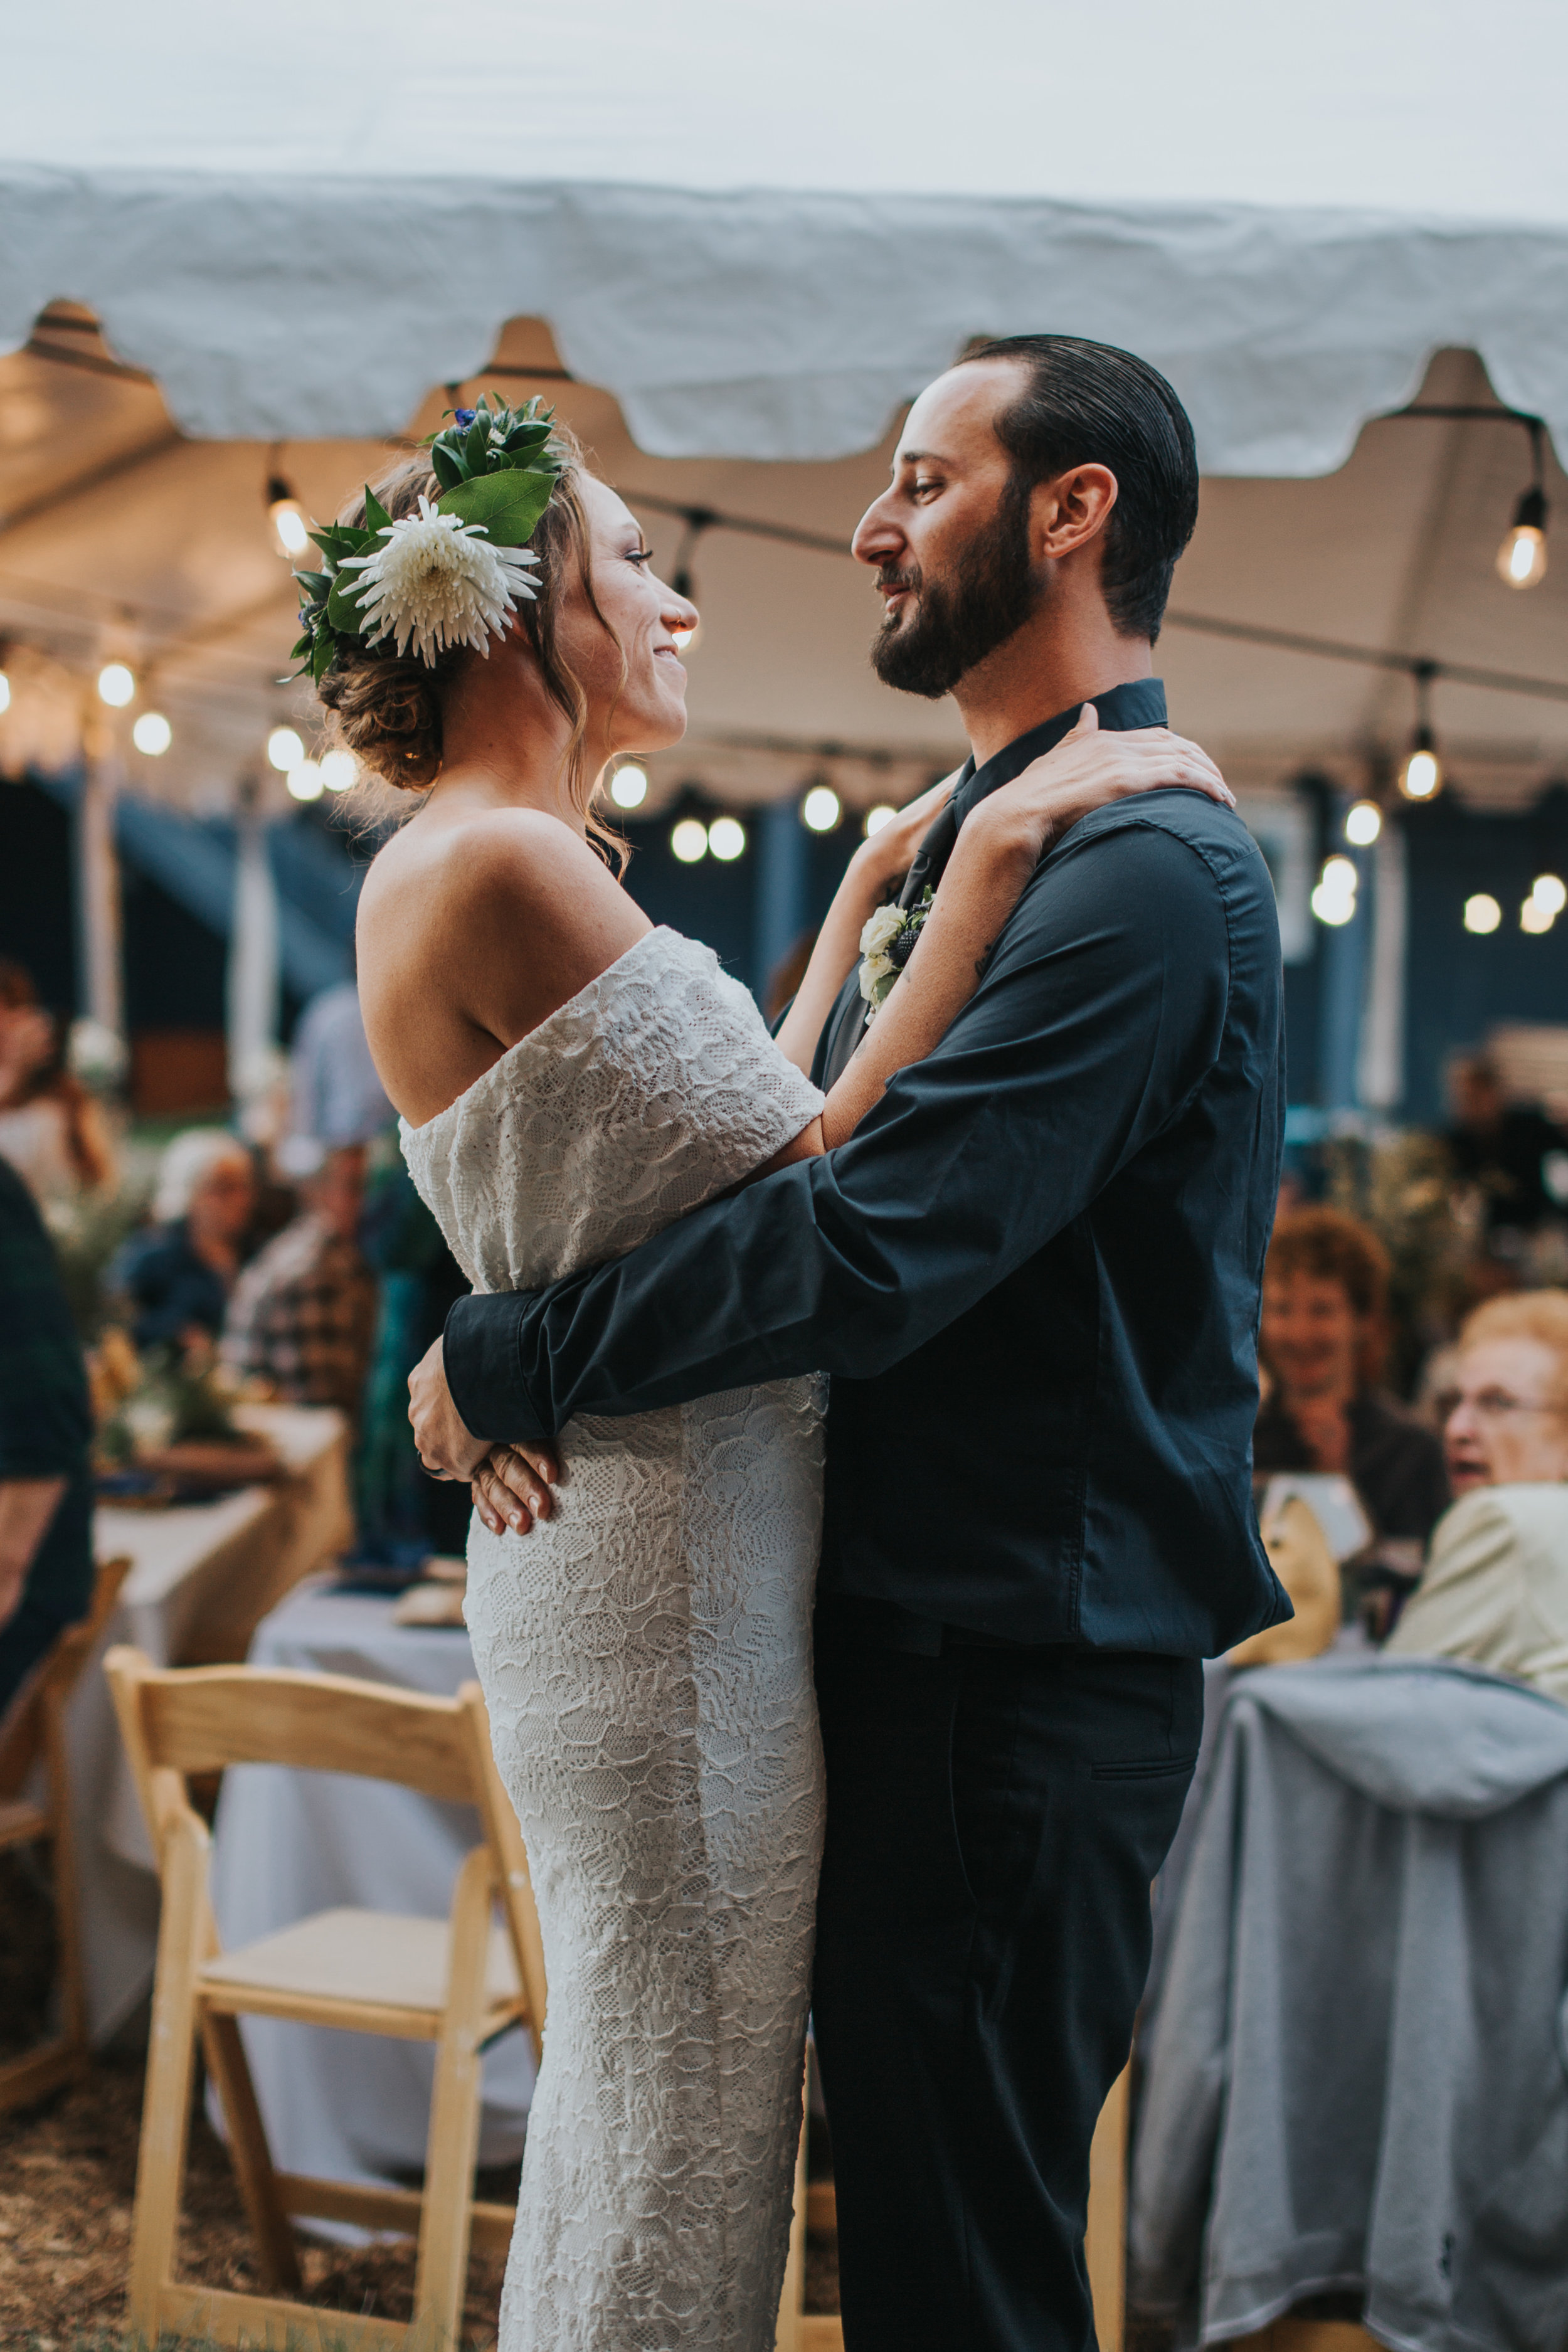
[4, 169, 1568, 473]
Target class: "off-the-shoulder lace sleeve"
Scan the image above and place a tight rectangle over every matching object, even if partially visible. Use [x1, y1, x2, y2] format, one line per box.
[400, 928, 824, 1295]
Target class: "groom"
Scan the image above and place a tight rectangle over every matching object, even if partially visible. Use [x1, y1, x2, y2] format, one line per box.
[412, 335, 1289, 2351]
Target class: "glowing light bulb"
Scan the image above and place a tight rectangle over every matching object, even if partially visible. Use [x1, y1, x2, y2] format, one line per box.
[1310, 854, 1358, 928]
[1532, 873, 1567, 918]
[1522, 897, 1555, 934]
[1345, 800, 1382, 847]
[266, 725, 305, 773]
[97, 662, 135, 708]
[865, 803, 898, 837]
[319, 750, 357, 792]
[802, 785, 841, 834]
[1464, 893, 1502, 935]
[707, 817, 747, 862]
[610, 764, 649, 810]
[670, 817, 708, 864]
[1399, 744, 1442, 802]
[0, 671, 10, 714]
[1497, 487, 1549, 590]
[287, 760, 324, 802]
[132, 711, 172, 756]
[267, 474, 310, 560]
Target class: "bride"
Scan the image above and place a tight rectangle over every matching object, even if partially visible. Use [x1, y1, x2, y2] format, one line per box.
[312, 402, 1227, 2349]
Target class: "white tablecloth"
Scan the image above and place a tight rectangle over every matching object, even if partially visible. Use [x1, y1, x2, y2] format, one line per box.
[70, 1402, 352, 2040]
[206, 1582, 534, 2203]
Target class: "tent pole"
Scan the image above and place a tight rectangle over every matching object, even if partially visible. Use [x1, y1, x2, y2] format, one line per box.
[1317, 795, 1369, 1113]
[227, 777, 281, 1111]
[76, 718, 125, 1042]
[1357, 819, 1408, 1113]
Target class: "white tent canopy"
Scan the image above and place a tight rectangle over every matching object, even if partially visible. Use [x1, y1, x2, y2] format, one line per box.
[6, 0, 1568, 467]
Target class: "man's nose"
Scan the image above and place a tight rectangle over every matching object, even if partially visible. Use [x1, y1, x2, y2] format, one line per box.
[852, 495, 903, 569]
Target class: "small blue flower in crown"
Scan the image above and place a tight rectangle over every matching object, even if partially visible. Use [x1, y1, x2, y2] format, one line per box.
[453, 408, 477, 429]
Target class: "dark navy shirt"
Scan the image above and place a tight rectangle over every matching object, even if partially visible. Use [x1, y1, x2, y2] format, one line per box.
[444, 681, 1290, 1656]
[110, 1218, 231, 1353]
[0, 1158, 94, 1710]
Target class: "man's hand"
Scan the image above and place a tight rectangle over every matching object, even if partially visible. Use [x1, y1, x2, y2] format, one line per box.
[407, 1337, 490, 1483]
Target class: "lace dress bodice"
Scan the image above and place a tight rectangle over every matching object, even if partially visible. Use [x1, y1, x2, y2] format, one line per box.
[399, 925, 824, 1297]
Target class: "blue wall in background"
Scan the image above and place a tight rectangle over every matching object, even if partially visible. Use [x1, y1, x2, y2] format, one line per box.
[1402, 787, 1568, 1125]
[617, 807, 859, 1003]
[9, 771, 1567, 1125]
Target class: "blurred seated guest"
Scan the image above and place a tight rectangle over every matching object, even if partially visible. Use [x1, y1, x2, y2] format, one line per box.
[1387, 1292, 1568, 1700]
[0, 960, 115, 1204]
[354, 1150, 473, 1565]
[0, 1158, 93, 1712]
[221, 1143, 376, 1420]
[1255, 1207, 1450, 1547]
[289, 978, 393, 1149]
[1445, 1050, 1568, 1237]
[110, 1129, 256, 1355]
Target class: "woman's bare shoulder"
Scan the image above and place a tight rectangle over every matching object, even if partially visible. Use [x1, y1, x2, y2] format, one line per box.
[356, 804, 651, 1121]
[362, 802, 625, 920]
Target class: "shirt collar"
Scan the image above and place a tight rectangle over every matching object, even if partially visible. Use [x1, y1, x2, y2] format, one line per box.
[951, 677, 1168, 827]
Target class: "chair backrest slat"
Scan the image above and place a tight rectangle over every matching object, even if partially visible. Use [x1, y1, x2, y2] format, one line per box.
[125, 1661, 477, 1805]
[0, 1557, 130, 1798]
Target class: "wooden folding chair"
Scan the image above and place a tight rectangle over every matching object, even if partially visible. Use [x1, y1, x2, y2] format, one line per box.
[104, 1647, 548, 2352]
[0, 1555, 130, 2114]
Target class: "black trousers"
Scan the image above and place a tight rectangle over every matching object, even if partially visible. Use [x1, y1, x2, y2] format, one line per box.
[812, 1608, 1202, 2352]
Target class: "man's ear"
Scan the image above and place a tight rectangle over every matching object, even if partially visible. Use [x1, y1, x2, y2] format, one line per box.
[1034, 464, 1119, 564]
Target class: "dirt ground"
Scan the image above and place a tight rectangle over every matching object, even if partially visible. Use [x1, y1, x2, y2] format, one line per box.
[0, 1849, 838, 2349]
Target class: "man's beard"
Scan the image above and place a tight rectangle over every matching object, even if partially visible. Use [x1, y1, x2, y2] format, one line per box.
[871, 474, 1044, 699]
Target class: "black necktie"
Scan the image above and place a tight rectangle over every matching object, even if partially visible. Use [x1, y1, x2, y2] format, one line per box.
[818, 797, 964, 1090]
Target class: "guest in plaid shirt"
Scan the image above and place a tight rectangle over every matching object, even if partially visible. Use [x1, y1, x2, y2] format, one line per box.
[221, 1145, 378, 1423]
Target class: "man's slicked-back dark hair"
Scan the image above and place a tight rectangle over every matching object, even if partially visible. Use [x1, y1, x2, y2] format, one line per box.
[958, 334, 1199, 642]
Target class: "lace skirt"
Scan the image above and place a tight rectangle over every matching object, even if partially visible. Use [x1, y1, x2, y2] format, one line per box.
[464, 1379, 827, 2351]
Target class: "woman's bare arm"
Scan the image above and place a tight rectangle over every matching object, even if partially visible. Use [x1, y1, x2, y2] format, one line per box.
[819, 707, 1232, 1144]
[771, 773, 957, 1078]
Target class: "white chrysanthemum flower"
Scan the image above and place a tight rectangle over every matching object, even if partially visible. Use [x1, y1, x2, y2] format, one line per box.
[341, 496, 541, 665]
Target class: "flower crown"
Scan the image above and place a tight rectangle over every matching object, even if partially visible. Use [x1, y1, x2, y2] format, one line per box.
[290, 396, 566, 681]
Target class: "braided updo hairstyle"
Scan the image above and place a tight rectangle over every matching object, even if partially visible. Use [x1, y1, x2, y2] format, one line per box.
[314, 424, 622, 829]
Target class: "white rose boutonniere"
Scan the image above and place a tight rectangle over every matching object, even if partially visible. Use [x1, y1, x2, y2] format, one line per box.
[857, 887, 935, 1019]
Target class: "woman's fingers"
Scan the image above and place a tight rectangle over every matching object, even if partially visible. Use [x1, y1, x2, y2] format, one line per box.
[474, 1458, 536, 1537]
[482, 1444, 559, 1527]
[471, 1469, 517, 1537]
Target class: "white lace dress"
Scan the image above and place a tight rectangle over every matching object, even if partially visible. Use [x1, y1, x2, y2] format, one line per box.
[400, 928, 828, 2352]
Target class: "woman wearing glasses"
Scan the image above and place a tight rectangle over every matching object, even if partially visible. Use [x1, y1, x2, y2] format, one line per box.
[1387, 1291, 1568, 1702]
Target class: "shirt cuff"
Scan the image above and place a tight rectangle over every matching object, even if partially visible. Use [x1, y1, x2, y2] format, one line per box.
[442, 1293, 549, 1445]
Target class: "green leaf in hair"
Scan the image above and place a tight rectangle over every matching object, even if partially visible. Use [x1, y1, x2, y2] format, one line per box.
[437, 469, 556, 546]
